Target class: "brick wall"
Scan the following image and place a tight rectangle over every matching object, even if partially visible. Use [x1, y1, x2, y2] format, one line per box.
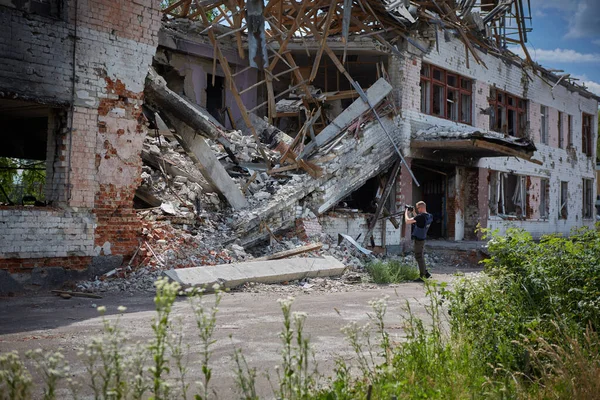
[0, 8, 73, 105]
[0, 0, 161, 277]
[0, 208, 95, 259]
[319, 213, 401, 247]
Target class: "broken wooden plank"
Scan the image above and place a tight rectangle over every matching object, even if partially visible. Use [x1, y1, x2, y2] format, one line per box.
[242, 171, 258, 194]
[362, 159, 401, 246]
[299, 78, 393, 158]
[168, 116, 249, 210]
[254, 242, 323, 261]
[51, 290, 103, 299]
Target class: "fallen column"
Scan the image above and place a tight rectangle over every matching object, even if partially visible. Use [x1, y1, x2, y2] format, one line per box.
[145, 67, 224, 141]
[167, 115, 249, 210]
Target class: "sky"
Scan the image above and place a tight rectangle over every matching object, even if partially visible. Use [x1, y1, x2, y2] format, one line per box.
[508, 0, 600, 97]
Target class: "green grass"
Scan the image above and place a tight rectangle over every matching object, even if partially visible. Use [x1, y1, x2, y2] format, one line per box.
[365, 260, 420, 283]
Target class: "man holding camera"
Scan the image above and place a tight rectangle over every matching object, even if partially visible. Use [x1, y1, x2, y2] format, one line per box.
[404, 201, 433, 279]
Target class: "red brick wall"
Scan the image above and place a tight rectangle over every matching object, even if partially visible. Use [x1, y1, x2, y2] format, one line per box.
[0, 257, 91, 274]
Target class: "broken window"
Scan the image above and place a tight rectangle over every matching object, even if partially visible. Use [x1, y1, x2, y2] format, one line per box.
[489, 88, 526, 137]
[567, 114, 573, 147]
[420, 63, 472, 124]
[540, 178, 549, 219]
[559, 181, 568, 219]
[489, 171, 527, 218]
[0, 100, 55, 206]
[420, 65, 431, 114]
[433, 84, 445, 117]
[583, 179, 594, 219]
[558, 111, 564, 149]
[582, 113, 593, 157]
[540, 105, 548, 144]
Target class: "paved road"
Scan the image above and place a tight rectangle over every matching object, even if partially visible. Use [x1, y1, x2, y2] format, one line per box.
[0, 272, 463, 399]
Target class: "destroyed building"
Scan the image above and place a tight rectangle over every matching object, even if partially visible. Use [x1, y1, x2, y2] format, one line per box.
[1, 0, 598, 291]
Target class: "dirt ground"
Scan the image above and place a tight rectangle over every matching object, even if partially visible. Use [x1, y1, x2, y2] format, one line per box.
[0, 267, 481, 399]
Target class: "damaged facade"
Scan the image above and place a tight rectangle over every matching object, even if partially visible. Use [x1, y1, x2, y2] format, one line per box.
[1, 0, 598, 291]
[0, 0, 162, 291]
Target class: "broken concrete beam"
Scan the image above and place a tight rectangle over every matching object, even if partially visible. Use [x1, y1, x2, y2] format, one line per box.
[167, 116, 249, 210]
[254, 242, 323, 261]
[163, 255, 345, 289]
[135, 186, 162, 208]
[145, 67, 223, 141]
[299, 78, 393, 158]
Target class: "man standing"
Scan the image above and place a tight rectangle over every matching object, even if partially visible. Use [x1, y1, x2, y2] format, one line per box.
[404, 201, 433, 279]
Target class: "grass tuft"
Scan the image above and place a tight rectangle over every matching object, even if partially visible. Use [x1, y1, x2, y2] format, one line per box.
[366, 260, 420, 283]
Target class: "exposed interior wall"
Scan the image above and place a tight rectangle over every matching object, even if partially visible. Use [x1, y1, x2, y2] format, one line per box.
[319, 214, 401, 247]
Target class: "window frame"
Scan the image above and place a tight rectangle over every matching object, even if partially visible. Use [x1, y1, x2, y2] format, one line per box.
[558, 111, 564, 149]
[540, 105, 548, 145]
[567, 114, 573, 147]
[582, 113, 593, 157]
[540, 178, 549, 219]
[559, 181, 568, 220]
[420, 64, 473, 125]
[489, 88, 527, 137]
[583, 178, 594, 220]
[489, 171, 528, 219]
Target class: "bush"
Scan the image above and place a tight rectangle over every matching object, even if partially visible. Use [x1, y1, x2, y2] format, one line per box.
[446, 226, 600, 373]
[365, 260, 420, 283]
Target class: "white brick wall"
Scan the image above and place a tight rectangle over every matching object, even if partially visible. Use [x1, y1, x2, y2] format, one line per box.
[397, 30, 599, 239]
[319, 215, 401, 246]
[0, 209, 95, 258]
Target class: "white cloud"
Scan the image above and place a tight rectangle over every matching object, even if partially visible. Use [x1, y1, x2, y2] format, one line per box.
[509, 46, 600, 63]
[573, 75, 600, 97]
[565, 1, 600, 39]
[593, 39, 600, 46]
[529, 0, 600, 39]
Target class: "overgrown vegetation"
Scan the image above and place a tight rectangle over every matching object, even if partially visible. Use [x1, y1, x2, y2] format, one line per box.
[0, 157, 46, 204]
[1, 227, 600, 399]
[365, 259, 420, 283]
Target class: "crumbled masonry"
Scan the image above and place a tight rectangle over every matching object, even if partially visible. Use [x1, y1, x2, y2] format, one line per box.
[0, 0, 597, 292]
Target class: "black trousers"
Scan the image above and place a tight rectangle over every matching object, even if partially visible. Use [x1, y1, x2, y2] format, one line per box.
[413, 239, 427, 277]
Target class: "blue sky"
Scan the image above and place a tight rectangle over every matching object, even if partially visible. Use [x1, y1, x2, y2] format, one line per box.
[508, 0, 600, 97]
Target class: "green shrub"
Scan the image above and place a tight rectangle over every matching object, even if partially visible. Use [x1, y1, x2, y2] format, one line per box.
[366, 260, 420, 283]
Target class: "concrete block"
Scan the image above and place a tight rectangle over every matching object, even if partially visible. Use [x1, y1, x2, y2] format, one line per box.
[164, 256, 346, 289]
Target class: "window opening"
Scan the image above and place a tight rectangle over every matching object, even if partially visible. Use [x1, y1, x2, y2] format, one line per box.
[582, 113, 593, 157]
[559, 181, 568, 219]
[420, 64, 472, 124]
[540, 178, 549, 219]
[540, 105, 548, 144]
[583, 179, 593, 219]
[489, 88, 527, 137]
[489, 171, 526, 218]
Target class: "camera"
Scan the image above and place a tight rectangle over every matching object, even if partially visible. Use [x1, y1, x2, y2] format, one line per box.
[404, 204, 414, 212]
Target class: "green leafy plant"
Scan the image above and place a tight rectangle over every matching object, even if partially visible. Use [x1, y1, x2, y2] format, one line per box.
[365, 260, 420, 283]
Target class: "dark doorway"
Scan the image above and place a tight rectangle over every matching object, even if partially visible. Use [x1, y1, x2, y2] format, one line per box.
[412, 163, 450, 239]
[206, 74, 225, 124]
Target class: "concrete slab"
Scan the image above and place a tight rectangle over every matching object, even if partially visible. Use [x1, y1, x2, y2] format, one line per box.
[163, 256, 346, 289]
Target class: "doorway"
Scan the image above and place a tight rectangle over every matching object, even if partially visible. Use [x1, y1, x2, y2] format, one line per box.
[206, 74, 225, 124]
[411, 163, 450, 239]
